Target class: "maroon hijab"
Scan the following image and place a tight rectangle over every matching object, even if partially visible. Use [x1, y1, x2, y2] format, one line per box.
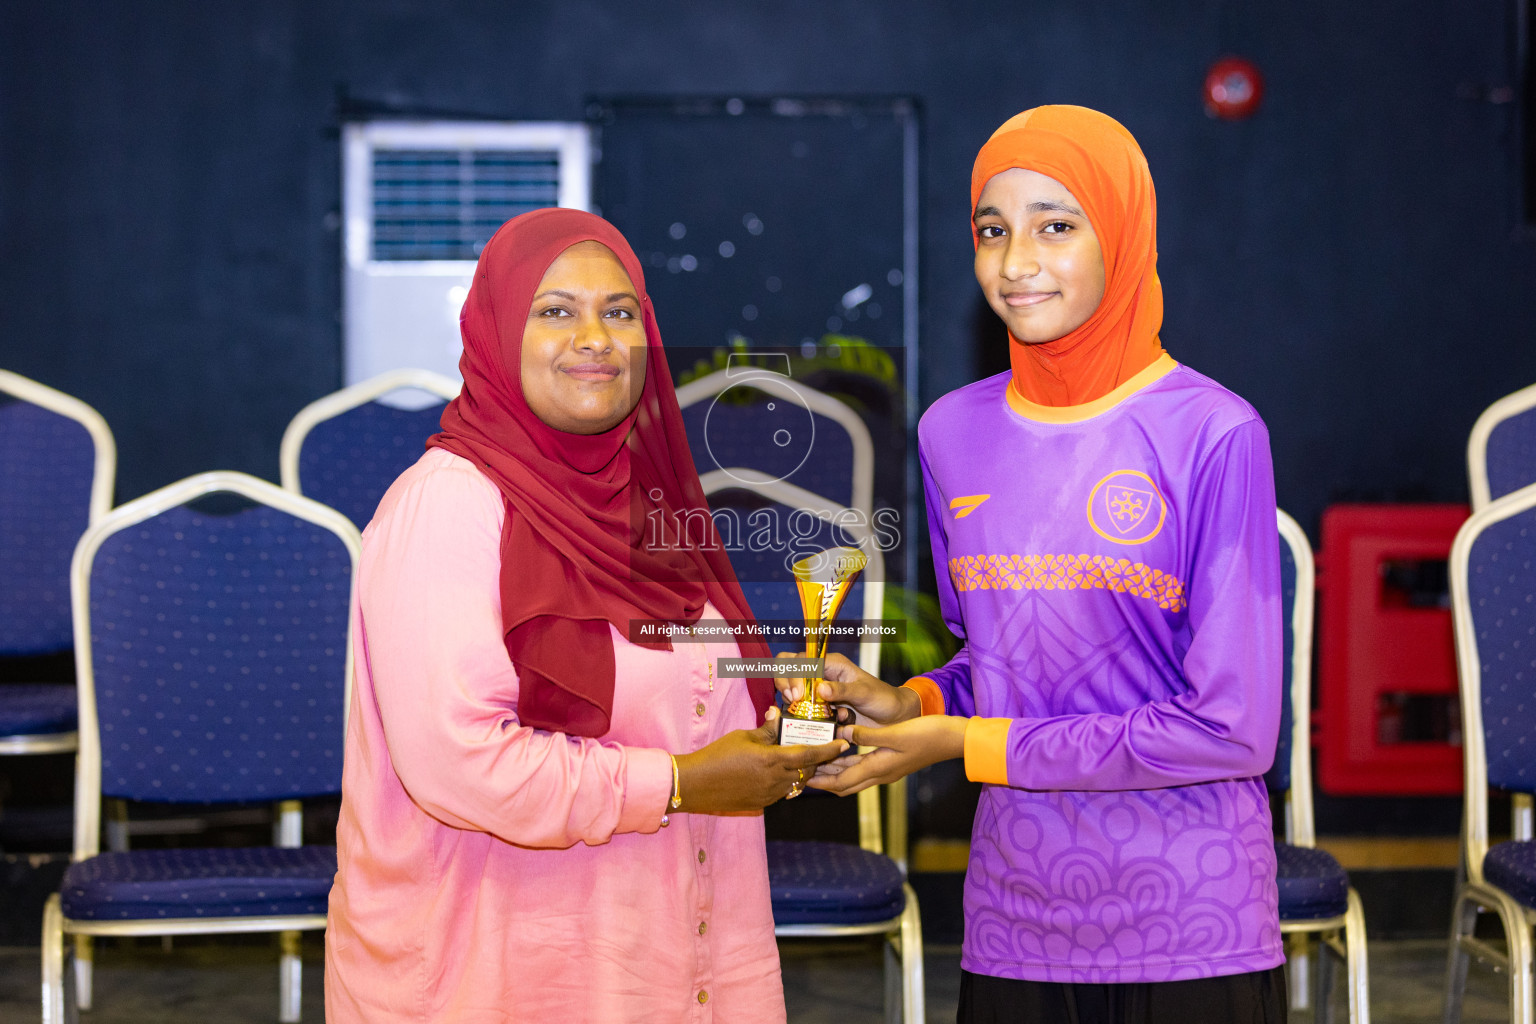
[430, 208, 773, 737]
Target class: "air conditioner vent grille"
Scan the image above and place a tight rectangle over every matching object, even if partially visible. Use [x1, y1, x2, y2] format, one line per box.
[371, 149, 561, 261]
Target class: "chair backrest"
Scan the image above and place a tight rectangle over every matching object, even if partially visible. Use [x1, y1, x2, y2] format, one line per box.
[698, 473, 887, 672]
[678, 370, 899, 866]
[0, 369, 116, 656]
[70, 471, 361, 860]
[677, 370, 881, 669]
[698, 472, 897, 862]
[1271, 508, 1318, 847]
[280, 369, 461, 531]
[676, 367, 875, 516]
[1468, 381, 1536, 512]
[1451, 480, 1536, 884]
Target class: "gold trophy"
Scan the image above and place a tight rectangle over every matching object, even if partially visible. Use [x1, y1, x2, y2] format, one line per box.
[778, 545, 869, 746]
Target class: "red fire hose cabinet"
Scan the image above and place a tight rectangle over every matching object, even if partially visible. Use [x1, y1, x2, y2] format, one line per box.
[1316, 504, 1468, 795]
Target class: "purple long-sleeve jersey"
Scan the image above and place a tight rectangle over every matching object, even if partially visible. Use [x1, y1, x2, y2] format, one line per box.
[914, 355, 1283, 983]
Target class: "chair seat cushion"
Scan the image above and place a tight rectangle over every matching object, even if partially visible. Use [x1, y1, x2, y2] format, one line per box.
[1484, 840, 1536, 909]
[1275, 841, 1350, 920]
[767, 840, 906, 925]
[60, 846, 337, 921]
[0, 683, 76, 736]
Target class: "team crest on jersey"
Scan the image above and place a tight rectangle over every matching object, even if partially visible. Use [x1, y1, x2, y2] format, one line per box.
[1087, 470, 1166, 545]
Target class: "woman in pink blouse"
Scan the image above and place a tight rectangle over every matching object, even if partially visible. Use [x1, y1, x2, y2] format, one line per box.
[325, 209, 846, 1023]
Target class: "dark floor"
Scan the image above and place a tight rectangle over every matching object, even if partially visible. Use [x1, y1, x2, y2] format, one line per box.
[0, 935, 1514, 1023]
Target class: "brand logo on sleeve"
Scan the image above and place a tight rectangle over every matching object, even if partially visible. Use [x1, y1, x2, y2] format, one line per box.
[1087, 471, 1166, 545]
[949, 494, 991, 519]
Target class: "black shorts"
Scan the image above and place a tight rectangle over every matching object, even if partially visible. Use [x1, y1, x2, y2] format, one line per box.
[956, 966, 1288, 1024]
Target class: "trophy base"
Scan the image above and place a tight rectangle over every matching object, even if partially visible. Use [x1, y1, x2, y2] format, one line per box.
[778, 711, 838, 747]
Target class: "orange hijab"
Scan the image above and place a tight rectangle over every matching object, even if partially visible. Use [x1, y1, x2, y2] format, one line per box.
[971, 105, 1164, 407]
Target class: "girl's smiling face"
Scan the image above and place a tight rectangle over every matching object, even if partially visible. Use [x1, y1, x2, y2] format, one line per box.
[973, 168, 1106, 345]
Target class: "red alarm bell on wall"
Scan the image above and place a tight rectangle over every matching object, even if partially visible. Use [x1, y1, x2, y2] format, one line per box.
[1203, 56, 1264, 120]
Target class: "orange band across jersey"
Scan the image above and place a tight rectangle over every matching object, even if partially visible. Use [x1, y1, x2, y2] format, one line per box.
[948, 553, 1186, 612]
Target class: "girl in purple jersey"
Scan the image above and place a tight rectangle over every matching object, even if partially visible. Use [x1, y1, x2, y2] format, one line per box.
[782, 105, 1286, 1023]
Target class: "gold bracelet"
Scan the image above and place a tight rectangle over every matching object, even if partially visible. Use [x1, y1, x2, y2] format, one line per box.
[669, 754, 682, 811]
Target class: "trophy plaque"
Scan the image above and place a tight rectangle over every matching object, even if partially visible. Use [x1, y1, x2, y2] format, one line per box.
[778, 545, 869, 746]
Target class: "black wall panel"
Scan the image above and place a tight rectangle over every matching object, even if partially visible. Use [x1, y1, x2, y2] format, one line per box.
[1, 0, 1533, 540]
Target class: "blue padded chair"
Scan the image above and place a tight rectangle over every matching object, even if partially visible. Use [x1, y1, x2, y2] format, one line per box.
[677, 370, 922, 1023]
[1272, 509, 1370, 1023]
[40, 472, 360, 1024]
[1467, 383, 1536, 838]
[675, 360, 874, 517]
[0, 368, 115, 756]
[1468, 380, 1536, 513]
[1444, 481, 1536, 1024]
[280, 368, 460, 531]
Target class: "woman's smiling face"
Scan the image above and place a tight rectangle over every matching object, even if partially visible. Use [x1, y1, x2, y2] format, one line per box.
[520, 240, 647, 435]
[973, 167, 1106, 345]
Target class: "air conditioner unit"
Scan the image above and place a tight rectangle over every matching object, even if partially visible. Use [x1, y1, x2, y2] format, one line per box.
[341, 120, 592, 388]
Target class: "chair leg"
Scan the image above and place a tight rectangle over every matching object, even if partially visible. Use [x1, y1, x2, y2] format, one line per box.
[280, 930, 303, 1023]
[1479, 886, 1536, 1024]
[1444, 887, 1478, 1024]
[1509, 903, 1535, 1024]
[1315, 927, 1336, 1024]
[1287, 933, 1312, 1011]
[74, 935, 93, 1011]
[900, 883, 925, 1024]
[41, 895, 65, 1024]
[1343, 888, 1371, 1024]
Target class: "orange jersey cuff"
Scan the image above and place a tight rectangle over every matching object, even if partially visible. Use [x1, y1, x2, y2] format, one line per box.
[964, 718, 1013, 786]
[902, 676, 946, 717]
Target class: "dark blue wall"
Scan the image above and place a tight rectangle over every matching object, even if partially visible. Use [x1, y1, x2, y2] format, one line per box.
[2, 0, 1533, 535]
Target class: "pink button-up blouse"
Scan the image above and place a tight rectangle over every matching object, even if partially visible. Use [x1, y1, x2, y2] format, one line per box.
[325, 449, 785, 1023]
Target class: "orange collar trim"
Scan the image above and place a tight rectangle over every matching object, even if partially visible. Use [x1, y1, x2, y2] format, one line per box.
[1005, 353, 1178, 424]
